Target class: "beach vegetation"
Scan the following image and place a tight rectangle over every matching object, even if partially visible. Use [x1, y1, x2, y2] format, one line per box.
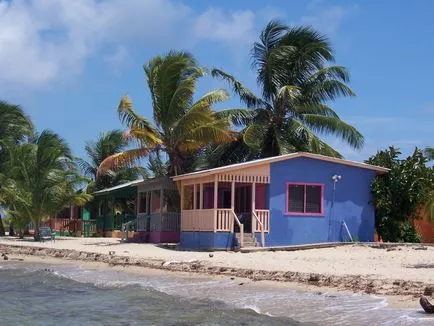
[77, 129, 144, 191]
[366, 147, 433, 242]
[0, 130, 92, 240]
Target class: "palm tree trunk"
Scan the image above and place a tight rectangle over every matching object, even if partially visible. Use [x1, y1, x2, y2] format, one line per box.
[0, 215, 5, 236]
[33, 221, 40, 241]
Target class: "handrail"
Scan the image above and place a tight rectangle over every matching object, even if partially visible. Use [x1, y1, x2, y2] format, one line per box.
[231, 209, 244, 248]
[121, 219, 137, 242]
[252, 210, 265, 247]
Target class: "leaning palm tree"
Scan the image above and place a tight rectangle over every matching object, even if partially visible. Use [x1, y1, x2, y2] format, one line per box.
[99, 51, 234, 176]
[77, 129, 142, 191]
[0, 130, 91, 240]
[212, 21, 364, 159]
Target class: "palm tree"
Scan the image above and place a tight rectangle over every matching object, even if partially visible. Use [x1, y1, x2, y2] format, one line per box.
[0, 130, 91, 240]
[425, 147, 434, 161]
[0, 100, 33, 235]
[99, 51, 234, 176]
[211, 21, 364, 159]
[77, 129, 142, 191]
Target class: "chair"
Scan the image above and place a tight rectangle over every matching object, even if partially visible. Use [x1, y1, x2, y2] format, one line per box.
[39, 226, 55, 242]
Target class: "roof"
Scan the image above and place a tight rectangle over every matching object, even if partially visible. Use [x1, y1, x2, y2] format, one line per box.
[172, 152, 389, 181]
[93, 178, 145, 195]
[92, 176, 174, 195]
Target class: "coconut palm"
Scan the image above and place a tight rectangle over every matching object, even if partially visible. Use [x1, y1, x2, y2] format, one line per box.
[425, 147, 434, 161]
[77, 129, 142, 191]
[0, 130, 91, 240]
[211, 21, 364, 159]
[99, 51, 234, 176]
[0, 100, 33, 235]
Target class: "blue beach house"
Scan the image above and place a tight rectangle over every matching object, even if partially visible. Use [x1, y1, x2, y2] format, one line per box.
[173, 153, 388, 250]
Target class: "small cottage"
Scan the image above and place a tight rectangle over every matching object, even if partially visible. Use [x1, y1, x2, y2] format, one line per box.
[91, 177, 180, 242]
[173, 152, 388, 250]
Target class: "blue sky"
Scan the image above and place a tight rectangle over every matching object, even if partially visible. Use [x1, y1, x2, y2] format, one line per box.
[0, 0, 433, 163]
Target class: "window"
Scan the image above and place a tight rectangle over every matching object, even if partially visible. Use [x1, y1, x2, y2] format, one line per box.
[151, 190, 161, 213]
[195, 184, 200, 209]
[286, 183, 323, 215]
[138, 192, 148, 213]
[202, 183, 215, 209]
[183, 185, 194, 210]
[217, 182, 231, 209]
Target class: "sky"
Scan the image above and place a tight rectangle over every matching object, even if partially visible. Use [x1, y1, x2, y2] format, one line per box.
[0, 0, 433, 163]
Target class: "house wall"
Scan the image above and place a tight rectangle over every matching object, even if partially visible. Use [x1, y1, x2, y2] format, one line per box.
[414, 206, 434, 243]
[180, 232, 236, 250]
[267, 157, 376, 246]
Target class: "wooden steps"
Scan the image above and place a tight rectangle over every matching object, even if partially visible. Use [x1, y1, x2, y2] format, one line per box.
[235, 232, 257, 248]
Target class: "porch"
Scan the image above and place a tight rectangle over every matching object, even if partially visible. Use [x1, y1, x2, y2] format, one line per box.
[178, 166, 270, 248]
[123, 177, 180, 243]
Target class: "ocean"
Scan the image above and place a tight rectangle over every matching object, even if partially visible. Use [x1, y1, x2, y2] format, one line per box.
[0, 262, 432, 326]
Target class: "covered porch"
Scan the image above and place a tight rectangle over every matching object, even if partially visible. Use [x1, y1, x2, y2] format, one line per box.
[133, 177, 180, 243]
[177, 164, 270, 248]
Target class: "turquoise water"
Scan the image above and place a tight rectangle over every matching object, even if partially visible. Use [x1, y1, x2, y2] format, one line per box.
[0, 262, 432, 325]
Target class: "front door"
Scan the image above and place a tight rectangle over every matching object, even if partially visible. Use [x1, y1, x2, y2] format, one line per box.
[234, 183, 252, 233]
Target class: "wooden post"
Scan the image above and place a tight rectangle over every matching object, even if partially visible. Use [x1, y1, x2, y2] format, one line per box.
[213, 178, 218, 232]
[231, 180, 235, 232]
[193, 184, 197, 210]
[160, 188, 164, 213]
[251, 182, 256, 226]
[199, 183, 203, 210]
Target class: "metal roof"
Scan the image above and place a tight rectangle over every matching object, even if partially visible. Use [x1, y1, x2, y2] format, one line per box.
[172, 152, 389, 181]
[92, 178, 145, 195]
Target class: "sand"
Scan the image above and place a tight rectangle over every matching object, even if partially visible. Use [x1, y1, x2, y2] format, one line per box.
[0, 236, 433, 308]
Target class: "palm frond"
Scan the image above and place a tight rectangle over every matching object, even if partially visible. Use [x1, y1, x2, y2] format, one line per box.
[300, 114, 364, 149]
[98, 147, 150, 175]
[215, 109, 256, 127]
[211, 69, 265, 108]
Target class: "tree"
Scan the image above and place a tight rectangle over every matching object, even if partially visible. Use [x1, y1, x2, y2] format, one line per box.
[366, 147, 433, 242]
[76, 129, 142, 191]
[0, 100, 33, 235]
[99, 51, 234, 176]
[424, 146, 434, 220]
[0, 130, 92, 240]
[211, 21, 363, 161]
[425, 146, 434, 161]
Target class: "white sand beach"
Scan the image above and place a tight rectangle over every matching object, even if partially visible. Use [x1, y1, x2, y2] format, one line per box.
[0, 237, 432, 283]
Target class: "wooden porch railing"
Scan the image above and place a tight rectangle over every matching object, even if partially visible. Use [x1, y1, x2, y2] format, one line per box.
[231, 209, 244, 248]
[216, 209, 232, 231]
[161, 212, 180, 231]
[252, 211, 265, 247]
[253, 209, 270, 233]
[181, 209, 214, 231]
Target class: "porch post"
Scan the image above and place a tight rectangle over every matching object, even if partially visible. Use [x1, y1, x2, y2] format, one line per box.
[160, 188, 164, 213]
[199, 183, 203, 209]
[180, 184, 184, 212]
[251, 182, 256, 213]
[231, 180, 235, 232]
[193, 184, 197, 210]
[213, 177, 218, 232]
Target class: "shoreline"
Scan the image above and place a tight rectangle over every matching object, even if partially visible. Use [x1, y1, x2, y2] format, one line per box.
[0, 242, 432, 309]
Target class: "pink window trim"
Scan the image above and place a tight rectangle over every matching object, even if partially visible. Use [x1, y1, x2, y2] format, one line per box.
[285, 182, 324, 216]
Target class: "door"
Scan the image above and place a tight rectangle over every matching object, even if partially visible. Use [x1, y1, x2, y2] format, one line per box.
[234, 183, 252, 233]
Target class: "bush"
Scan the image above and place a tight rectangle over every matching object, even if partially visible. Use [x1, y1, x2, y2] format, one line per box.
[366, 147, 433, 242]
[400, 222, 421, 243]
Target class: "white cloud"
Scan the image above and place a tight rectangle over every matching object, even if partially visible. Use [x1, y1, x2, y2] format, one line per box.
[0, 0, 191, 90]
[194, 8, 255, 45]
[300, 2, 357, 35]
